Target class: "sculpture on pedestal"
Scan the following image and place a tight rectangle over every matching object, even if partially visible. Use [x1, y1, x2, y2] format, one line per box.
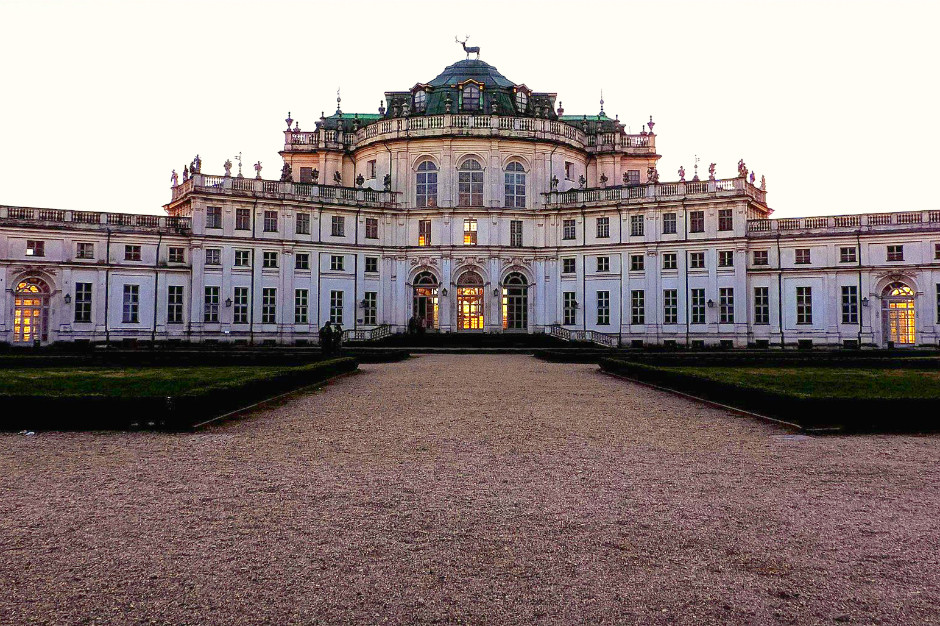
[708, 163, 717, 181]
[678, 166, 686, 182]
[254, 161, 262, 180]
[280, 162, 292, 182]
[223, 159, 232, 177]
[333, 171, 342, 185]
[170, 170, 178, 187]
[383, 174, 391, 191]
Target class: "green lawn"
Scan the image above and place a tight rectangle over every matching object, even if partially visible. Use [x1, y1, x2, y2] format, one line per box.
[662, 366, 940, 400]
[0, 366, 314, 397]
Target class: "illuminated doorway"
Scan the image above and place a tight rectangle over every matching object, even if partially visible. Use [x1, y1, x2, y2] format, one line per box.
[412, 271, 439, 330]
[501, 272, 528, 331]
[882, 282, 915, 346]
[457, 271, 484, 330]
[13, 278, 50, 344]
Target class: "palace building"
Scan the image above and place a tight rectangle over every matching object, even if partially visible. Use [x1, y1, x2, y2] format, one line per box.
[2, 54, 940, 348]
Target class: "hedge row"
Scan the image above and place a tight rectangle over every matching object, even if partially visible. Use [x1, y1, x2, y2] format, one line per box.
[599, 358, 940, 433]
[2, 358, 357, 431]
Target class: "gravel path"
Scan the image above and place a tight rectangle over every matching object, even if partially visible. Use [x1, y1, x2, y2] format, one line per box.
[2, 354, 939, 625]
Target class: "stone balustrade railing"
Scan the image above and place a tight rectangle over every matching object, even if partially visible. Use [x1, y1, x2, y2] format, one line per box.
[0, 205, 191, 232]
[171, 173, 399, 208]
[284, 115, 656, 155]
[542, 177, 766, 208]
[747, 210, 940, 235]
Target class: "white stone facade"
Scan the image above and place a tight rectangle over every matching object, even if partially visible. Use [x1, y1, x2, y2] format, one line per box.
[2, 58, 939, 348]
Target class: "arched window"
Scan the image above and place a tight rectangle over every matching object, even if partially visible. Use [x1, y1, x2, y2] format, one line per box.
[456, 271, 484, 330]
[502, 272, 528, 330]
[414, 90, 427, 113]
[515, 90, 527, 112]
[13, 278, 50, 343]
[416, 160, 438, 208]
[882, 282, 916, 345]
[504, 161, 526, 208]
[413, 271, 438, 286]
[462, 84, 481, 111]
[458, 158, 483, 206]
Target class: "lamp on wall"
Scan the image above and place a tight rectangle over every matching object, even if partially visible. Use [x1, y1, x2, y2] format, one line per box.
[707, 299, 715, 308]
[441, 287, 448, 296]
[225, 298, 232, 308]
[493, 288, 499, 297]
[861, 297, 870, 307]
[64, 293, 71, 304]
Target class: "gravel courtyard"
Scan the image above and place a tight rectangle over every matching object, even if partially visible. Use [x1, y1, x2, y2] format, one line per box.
[2, 354, 939, 625]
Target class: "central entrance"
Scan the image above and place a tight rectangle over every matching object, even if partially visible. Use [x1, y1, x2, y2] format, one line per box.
[882, 282, 915, 346]
[13, 278, 50, 344]
[457, 271, 484, 330]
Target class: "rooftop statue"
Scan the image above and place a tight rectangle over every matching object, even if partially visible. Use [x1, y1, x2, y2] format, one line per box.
[333, 171, 342, 185]
[170, 169, 178, 187]
[254, 161, 262, 180]
[223, 159, 232, 177]
[383, 173, 391, 191]
[280, 162, 291, 182]
[456, 36, 480, 60]
[678, 166, 686, 182]
[708, 163, 717, 181]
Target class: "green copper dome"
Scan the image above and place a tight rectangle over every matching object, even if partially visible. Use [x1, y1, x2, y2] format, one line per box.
[427, 59, 516, 89]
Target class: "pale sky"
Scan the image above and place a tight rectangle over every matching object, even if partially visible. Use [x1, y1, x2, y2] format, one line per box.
[1, 0, 937, 217]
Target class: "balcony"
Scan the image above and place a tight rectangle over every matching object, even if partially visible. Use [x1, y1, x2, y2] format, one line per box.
[746, 210, 940, 237]
[171, 173, 399, 208]
[542, 177, 767, 209]
[284, 115, 656, 156]
[0, 205, 191, 233]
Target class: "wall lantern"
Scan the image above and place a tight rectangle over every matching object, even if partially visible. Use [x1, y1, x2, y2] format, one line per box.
[225, 298, 232, 308]
[707, 299, 715, 308]
[359, 299, 368, 308]
[64, 293, 71, 304]
[441, 287, 448, 297]
[861, 297, 870, 307]
[493, 288, 499, 297]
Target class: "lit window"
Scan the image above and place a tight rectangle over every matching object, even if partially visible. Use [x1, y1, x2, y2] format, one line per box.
[458, 159, 484, 206]
[416, 161, 438, 208]
[418, 219, 431, 246]
[463, 219, 478, 245]
[504, 162, 526, 208]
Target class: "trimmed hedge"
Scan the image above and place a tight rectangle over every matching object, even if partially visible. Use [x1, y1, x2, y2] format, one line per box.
[2, 358, 357, 431]
[599, 358, 940, 433]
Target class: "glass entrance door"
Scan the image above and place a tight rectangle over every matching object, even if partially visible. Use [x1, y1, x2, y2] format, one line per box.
[13, 279, 50, 344]
[501, 272, 528, 330]
[413, 287, 438, 329]
[882, 283, 915, 346]
[457, 287, 484, 330]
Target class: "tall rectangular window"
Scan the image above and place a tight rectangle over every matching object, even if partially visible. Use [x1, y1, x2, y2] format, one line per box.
[563, 292, 577, 325]
[365, 217, 379, 239]
[363, 291, 377, 325]
[206, 206, 222, 229]
[510, 220, 523, 247]
[299, 166, 314, 183]
[330, 255, 344, 271]
[367, 159, 377, 179]
[754, 287, 770, 325]
[235, 208, 251, 230]
[717, 208, 733, 231]
[122, 284, 139, 323]
[463, 219, 477, 246]
[840, 246, 857, 263]
[295, 212, 310, 235]
[562, 219, 576, 240]
[663, 289, 678, 325]
[689, 211, 705, 233]
[597, 217, 610, 238]
[662, 253, 677, 270]
[263, 210, 278, 232]
[331, 215, 345, 237]
[631, 290, 645, 325]
[365, 257, 379, 273]
[795, 248, 811, 264]
[204, 286, 220, 323]
[564, 162, 574, 180]
[841, 285, 858, 324]
[233, 287, 249, 324]
[74, 282, 93, 323]
[796, 286, 813, 324]
[261, 288, 277, 324]
[630, 214, 643, 237]
[630, 254, 644, 272]
[597, 256, 610, 272]
[625, 169, 640, 185]
[719, 287, 734, 324]
[124, 245, 141, 261]
[690, 288, 706, 324]
[418, 219, 431, 246]
[167, 285, 184, 324]
[597, 291, 610, 325]
[294, 289, 308, 324]
[662, 212, 677, 234]
[887, 245, 904, 262]
[935, 243, 940, 260]
[937, 284, 940, 323]
[330, 290, 343, 324]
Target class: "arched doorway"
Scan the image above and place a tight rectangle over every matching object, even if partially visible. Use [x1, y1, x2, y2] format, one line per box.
[882, 282, 915, 346]
[501, 272, 528, 331]
[13, 277, 51, 344]
[412, 271, 439, 330]
[456, 271, 484, 330]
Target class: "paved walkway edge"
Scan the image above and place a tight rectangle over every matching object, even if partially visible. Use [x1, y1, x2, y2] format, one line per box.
[599, 369, 816, 433]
